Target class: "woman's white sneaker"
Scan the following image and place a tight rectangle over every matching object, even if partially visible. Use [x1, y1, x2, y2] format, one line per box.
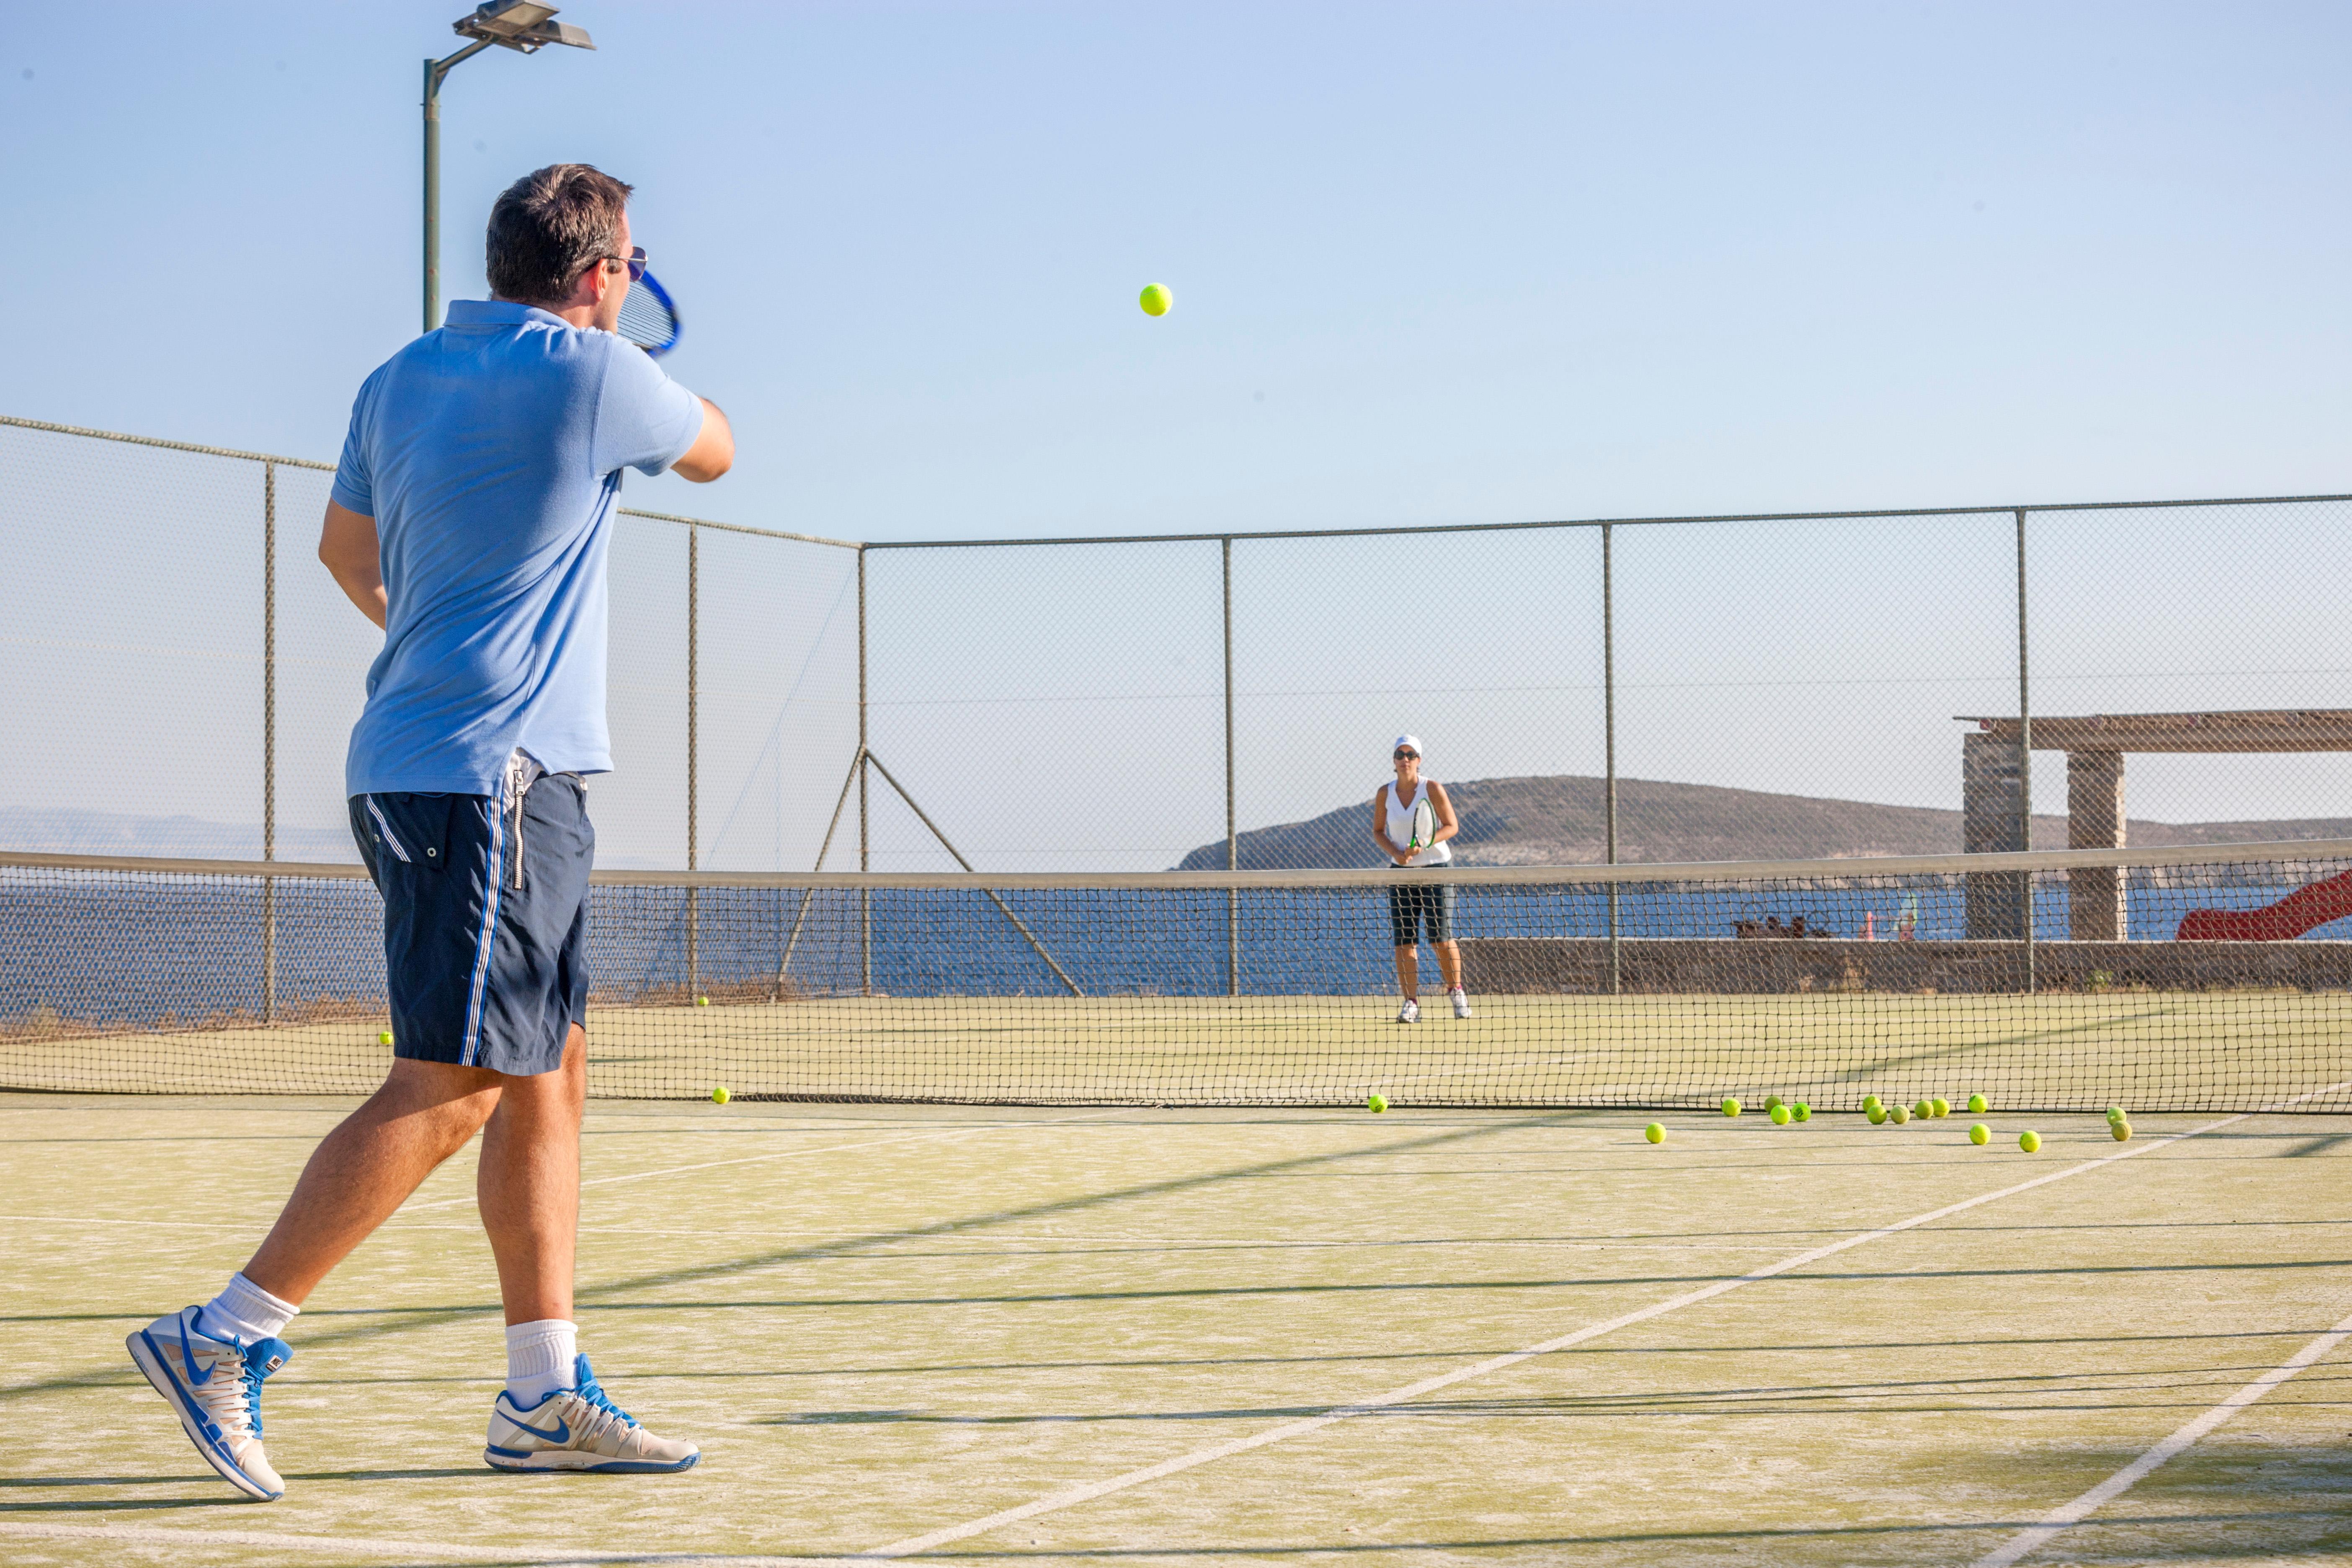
[126, 1307, 291, 1501]
[485, 1354, 699, 1473]
[1395, 998, 1420, 1024]
[1450, 988, 1474, 1019]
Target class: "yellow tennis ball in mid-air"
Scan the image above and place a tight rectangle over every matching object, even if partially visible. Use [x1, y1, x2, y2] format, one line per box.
[1967, 1093, 1988, 1114]
[2019, 1130, 2041, 1153]
[1139, 283, 1173, 317]
[378, 1030, 393, 1046]
[696, 995, 710, 1007]
[1367, 1092, 1388, 1113]
[1721, 1096, 1741, 1117]
[1968, 1122, 1990, 1146]
[1645, 1122, 1666, 1144]
[710, 1086, 730, 1105]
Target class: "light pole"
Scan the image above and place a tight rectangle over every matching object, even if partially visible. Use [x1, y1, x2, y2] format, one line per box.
[423, 2, 596, 334]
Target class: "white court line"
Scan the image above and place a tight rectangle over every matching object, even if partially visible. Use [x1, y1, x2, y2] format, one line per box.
[396, 1107, 1122, 1213]
[861, 1083, 2352, 1559]
[1970, 1304, 2352, 1568]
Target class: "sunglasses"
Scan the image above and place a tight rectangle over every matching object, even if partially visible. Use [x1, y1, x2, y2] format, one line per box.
[1393, 750, 1419, 760]
[601, 246, 649, 283]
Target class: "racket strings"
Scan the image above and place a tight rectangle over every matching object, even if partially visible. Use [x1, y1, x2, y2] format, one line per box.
[616, 275, 681, 355]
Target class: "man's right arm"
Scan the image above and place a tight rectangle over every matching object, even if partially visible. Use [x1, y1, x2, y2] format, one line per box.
[672, 397, 734, 482]
[318, 501, 387, 630]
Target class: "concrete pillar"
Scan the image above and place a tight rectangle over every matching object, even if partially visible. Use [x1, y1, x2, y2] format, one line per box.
[1963, 732, 2027, 939]
[2067, 749, 2126, 941]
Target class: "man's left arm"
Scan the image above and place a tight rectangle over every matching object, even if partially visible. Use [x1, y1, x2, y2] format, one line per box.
[319, 501, 386, 630]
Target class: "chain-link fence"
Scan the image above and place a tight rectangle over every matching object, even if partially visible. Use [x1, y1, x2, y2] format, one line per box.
[7, 413, 2352, 887]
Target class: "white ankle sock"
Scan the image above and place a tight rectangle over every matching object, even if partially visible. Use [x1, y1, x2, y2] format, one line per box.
[200, 1273, 298, 1344]
[505, 1319, 579, 1406]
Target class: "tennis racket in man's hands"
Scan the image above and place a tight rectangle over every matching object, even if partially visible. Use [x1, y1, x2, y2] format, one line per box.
[616, 270, 681, 357]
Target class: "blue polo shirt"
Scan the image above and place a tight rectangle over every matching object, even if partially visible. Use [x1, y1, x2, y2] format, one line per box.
[331, 300, 704, 798]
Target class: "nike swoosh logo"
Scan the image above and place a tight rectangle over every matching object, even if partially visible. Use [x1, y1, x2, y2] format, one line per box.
[509, 1414, 570, 1444]
[178, 1322, 215, 1387]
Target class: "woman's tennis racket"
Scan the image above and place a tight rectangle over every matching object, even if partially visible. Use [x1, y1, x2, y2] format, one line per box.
[1409, 798, 1436, 853]
[616, 271, 682, 357]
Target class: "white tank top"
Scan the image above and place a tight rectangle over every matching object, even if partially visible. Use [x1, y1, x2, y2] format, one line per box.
[1385, 778, 1450, 866]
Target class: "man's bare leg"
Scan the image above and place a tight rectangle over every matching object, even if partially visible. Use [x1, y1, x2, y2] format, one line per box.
[242, 1059, 506, 1304]
[479, 1025, 587, 1325]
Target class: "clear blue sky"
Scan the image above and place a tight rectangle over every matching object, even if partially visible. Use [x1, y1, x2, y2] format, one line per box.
[7, 2, 2348, 537]
[5, 3, 2350, 869]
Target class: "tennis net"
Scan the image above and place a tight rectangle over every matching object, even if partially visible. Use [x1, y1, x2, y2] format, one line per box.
[5, 845, 2351, 1111]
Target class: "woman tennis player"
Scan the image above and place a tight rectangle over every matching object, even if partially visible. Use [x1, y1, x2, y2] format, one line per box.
[1373, 735, 1473, 1022]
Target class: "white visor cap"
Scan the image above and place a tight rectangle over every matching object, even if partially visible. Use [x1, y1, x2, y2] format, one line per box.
[1392, 735, 1424, 757]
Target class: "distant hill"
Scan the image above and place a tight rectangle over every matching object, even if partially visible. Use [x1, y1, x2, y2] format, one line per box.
[1172, 775, 2352, 870]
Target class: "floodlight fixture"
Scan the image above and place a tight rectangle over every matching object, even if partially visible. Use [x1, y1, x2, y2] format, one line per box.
[421, 3, 597, 332]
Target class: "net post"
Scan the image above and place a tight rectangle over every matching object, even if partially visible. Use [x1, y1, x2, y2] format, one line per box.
[262, 460, 277, 1025]
[1223, 535, 1238, 998]
[686, 521, 700, 998]
[858, 546, 871, 996]
[2015, 506, 2034, 993]
[1603, 521, 1620, 996]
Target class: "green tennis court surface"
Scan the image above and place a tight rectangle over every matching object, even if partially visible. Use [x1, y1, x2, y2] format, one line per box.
[5, 1093, 2348, 1565]
[9, 992, 2350, 1110]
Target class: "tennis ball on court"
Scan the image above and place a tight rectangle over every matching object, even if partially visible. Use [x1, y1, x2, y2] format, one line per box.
[1890, 1104, 1911, 1124]
[711, 1086, 730, 1105]
[1645, 1122, 1666, 1144]
[1912, 1100, 1933, 1121]
[2106, 1105, 2127, 1124]
[1931, 1097, 1950, 1118]
[2019, 1130, 2042, 1153]
[1770, 1104, 1791, 1125]
[1139, 283, 1173, 317]
[2111, 1120, 2133, 1142]
[1367, 1092, 1388, 1113]
[377, 1030, 393, 1046]
[1862, 1094, 1883, 1112]
[1967, 1093, 1988, 1114]
[1721, 1096, 1741, 1117]
[1792, 1102, 1811, 1122]
[1968, 1122, 1990, 1146]
[1764, 1094, 1785, 1111]
[1868, 1105, 1888, 1125]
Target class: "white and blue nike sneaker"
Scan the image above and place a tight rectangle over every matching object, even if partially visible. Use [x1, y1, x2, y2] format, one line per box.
[126, 1307, 291, 1501]
[485, 1354, 699, 1473]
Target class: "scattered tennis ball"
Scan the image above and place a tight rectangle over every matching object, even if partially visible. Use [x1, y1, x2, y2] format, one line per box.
[710, 1086, 730, 1105]
[2110, 1120, 2133, 1142]
[1912, 1099, 1932, 1121]
[2019, 1130, 2042, 1153]
[377, 1030, 393, 1046]
[1931, 1097, 1950, 1118]
[1868, 1105, 1888, 1124]
[2106, 1106, 2127, 1124]
[1770, 1104, 1791, 1125]
[1891, 1104, 1911, 1124]
[1721, 1096, 1741, 1117]
[1968, 1122, 1990, 1146]
[1967, 1093, 1988, 1114]
[696, 995, 710, 1007]
[1862, 1094, 1883, 1112]
[1792, 1102, 1811, 1122]
[1139, 283, 1173, 316]
[1764, 1094, 1785, 1111]
[1367, 1092, 1388, 1113]
[1645, 1122, 1666, 1144]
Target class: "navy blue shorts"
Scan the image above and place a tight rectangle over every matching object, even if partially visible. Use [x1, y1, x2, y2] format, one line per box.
[1388, 876, 1457, 946]
[349, 774, 595, 1076]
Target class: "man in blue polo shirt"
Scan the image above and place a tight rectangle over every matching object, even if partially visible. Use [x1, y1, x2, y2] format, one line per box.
[127, 165, 733, 1498]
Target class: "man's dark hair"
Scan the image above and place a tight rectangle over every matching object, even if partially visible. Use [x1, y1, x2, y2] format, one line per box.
[485, 163, 634, 305]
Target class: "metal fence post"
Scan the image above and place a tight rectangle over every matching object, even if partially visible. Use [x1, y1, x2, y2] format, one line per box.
[686, 523, 700, 998]
[262, 460, 278, 1024]
[2016, 506, 2034, 993]
[858, 546, 871, 996]
[1224, 536, 1239, 997]
[1603, 521, 1620, 997]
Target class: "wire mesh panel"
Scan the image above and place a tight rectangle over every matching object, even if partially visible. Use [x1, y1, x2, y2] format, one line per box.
[598, 512, 691, 869]
[272, 462, 379, 862]
[0, 423, 272, 856]
[864, 539, 1226, 872]
[8, 846, 2349, 1112]
[693, 527, 862, 873]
